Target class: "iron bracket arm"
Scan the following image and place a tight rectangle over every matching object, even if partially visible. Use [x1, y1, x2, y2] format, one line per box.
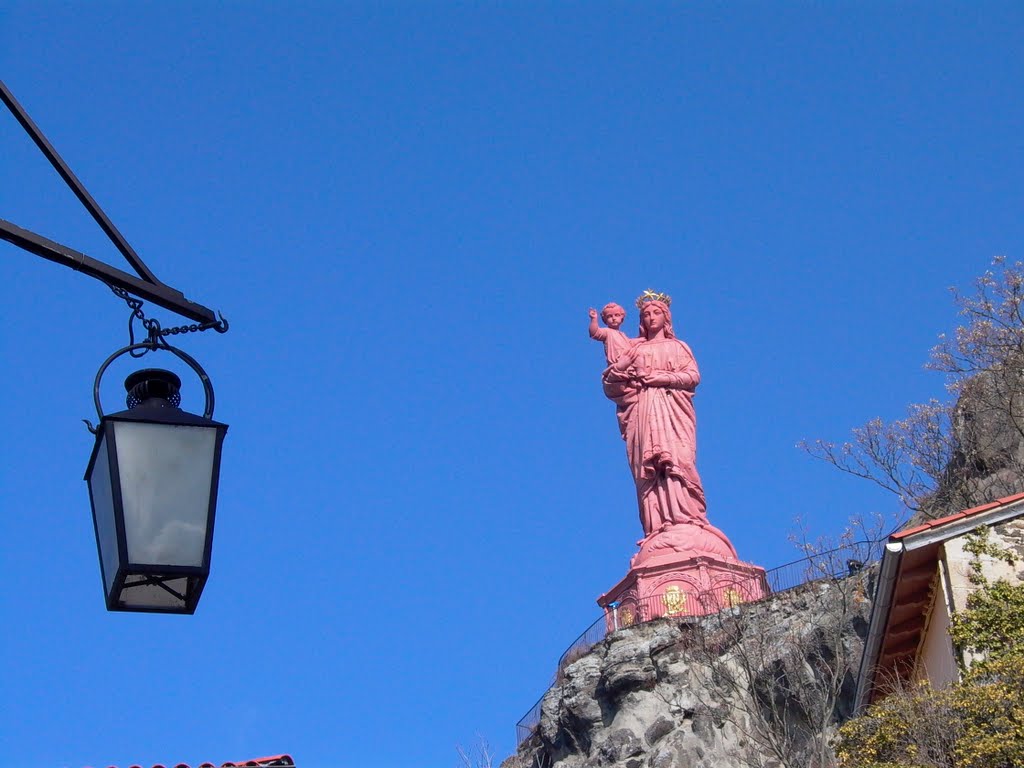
[0, 78, 221, 326]
[0, 217, 217, 324]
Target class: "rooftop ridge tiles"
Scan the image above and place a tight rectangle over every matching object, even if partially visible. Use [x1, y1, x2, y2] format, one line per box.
[891, 491, 1024, 540]
[85, 755, 294, 768]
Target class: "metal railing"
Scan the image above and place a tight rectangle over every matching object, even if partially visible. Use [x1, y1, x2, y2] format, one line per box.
[514, 539, 881, 746]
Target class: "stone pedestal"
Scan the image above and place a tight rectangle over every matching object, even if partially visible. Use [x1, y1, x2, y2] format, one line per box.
[598, 552, 767, 631]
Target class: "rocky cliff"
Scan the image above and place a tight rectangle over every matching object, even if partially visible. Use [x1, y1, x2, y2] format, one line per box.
[507, 571, 873, 768]
[925, 365, 1024, 521]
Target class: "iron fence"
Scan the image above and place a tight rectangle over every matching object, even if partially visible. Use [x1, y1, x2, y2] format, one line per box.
[514, 539, 882, 746]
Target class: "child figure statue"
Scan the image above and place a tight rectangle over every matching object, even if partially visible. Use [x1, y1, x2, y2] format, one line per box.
[588, 302, 633, 364]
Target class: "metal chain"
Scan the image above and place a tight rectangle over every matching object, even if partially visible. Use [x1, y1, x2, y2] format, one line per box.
[107, 284, 228, 356]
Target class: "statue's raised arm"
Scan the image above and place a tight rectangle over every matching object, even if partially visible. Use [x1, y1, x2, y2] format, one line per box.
[587, 302, 634, 365]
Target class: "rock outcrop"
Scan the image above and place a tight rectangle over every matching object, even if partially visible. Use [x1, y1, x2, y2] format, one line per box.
[920, 365, 1024, 523]
[507, 572, 873, 768]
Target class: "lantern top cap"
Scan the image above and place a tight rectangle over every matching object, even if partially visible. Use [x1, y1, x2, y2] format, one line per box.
[125, 368, 181, 409]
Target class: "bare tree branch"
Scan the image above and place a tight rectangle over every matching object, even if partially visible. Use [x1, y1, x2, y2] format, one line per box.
[803, 258, 1024, 522]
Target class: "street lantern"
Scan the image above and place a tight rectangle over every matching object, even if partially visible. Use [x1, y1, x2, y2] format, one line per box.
[85, 358, 228, 614]
[2, 80, 231, 614]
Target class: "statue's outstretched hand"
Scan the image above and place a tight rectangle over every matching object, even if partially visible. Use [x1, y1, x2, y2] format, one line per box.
[588, 308, 598, 319]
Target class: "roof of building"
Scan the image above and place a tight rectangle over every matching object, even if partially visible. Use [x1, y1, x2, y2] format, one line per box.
[892, 491, 1024, 540]
[87, 754, 294, 768]
[854, 492, 1024, 713]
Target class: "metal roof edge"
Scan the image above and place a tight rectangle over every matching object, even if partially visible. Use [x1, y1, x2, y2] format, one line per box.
[900, 497, 1024, 552]
[853, 539, 905, 714]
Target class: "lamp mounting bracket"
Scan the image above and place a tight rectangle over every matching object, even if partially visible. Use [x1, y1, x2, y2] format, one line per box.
[0, 79, 224, 326]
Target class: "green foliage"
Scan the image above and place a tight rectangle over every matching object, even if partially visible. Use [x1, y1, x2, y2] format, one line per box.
[949, 579, 1024, 660]
[952, 648, 1024, 768]
[837, 648, 1024, 768]
[835, 680, 960, 768]
[837, 530, 1024, 768]
[959, 527, 1017, 585]
[949, 529, 1024, 660]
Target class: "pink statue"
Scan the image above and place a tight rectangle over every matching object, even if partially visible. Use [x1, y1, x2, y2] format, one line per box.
[588, 302, 633, 364]
[594, 291, 767, 622]
[599, 290, 737, 565]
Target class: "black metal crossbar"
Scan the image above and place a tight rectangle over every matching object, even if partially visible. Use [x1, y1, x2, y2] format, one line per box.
[0, 79, 220, 324]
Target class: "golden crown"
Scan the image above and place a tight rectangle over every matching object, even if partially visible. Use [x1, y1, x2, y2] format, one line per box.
[635, 289, 672, 309]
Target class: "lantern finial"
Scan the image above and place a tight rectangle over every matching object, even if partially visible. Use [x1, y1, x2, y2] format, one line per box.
[124, 368, 181, 409]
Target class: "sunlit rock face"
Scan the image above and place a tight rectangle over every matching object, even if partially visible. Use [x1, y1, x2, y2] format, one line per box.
[953, 368, 1024, 498]
[917, 365, 1024, 525]
[507, 575, 872, 768]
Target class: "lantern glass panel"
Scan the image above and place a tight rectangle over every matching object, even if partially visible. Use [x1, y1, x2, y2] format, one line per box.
[112, 421, 218, 567]
[88, 433, 120, 593]
[120, 575, 191, 610]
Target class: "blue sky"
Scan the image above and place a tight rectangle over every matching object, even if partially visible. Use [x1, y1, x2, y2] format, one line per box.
[1, 3, 1022, 767]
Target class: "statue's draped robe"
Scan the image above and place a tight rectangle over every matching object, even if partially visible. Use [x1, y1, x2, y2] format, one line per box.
[591, 325, 633, 365]
[603, 338, 736, 560]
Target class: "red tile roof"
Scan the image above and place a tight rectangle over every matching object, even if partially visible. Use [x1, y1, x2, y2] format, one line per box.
[892, 491, 1024, 540]
[89, 755, 294, 768]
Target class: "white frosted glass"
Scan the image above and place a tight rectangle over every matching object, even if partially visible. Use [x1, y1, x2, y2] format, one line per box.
[113, 421, 216, 567]
[88, 434, 120, 594]
[119, 575, 189, 609]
